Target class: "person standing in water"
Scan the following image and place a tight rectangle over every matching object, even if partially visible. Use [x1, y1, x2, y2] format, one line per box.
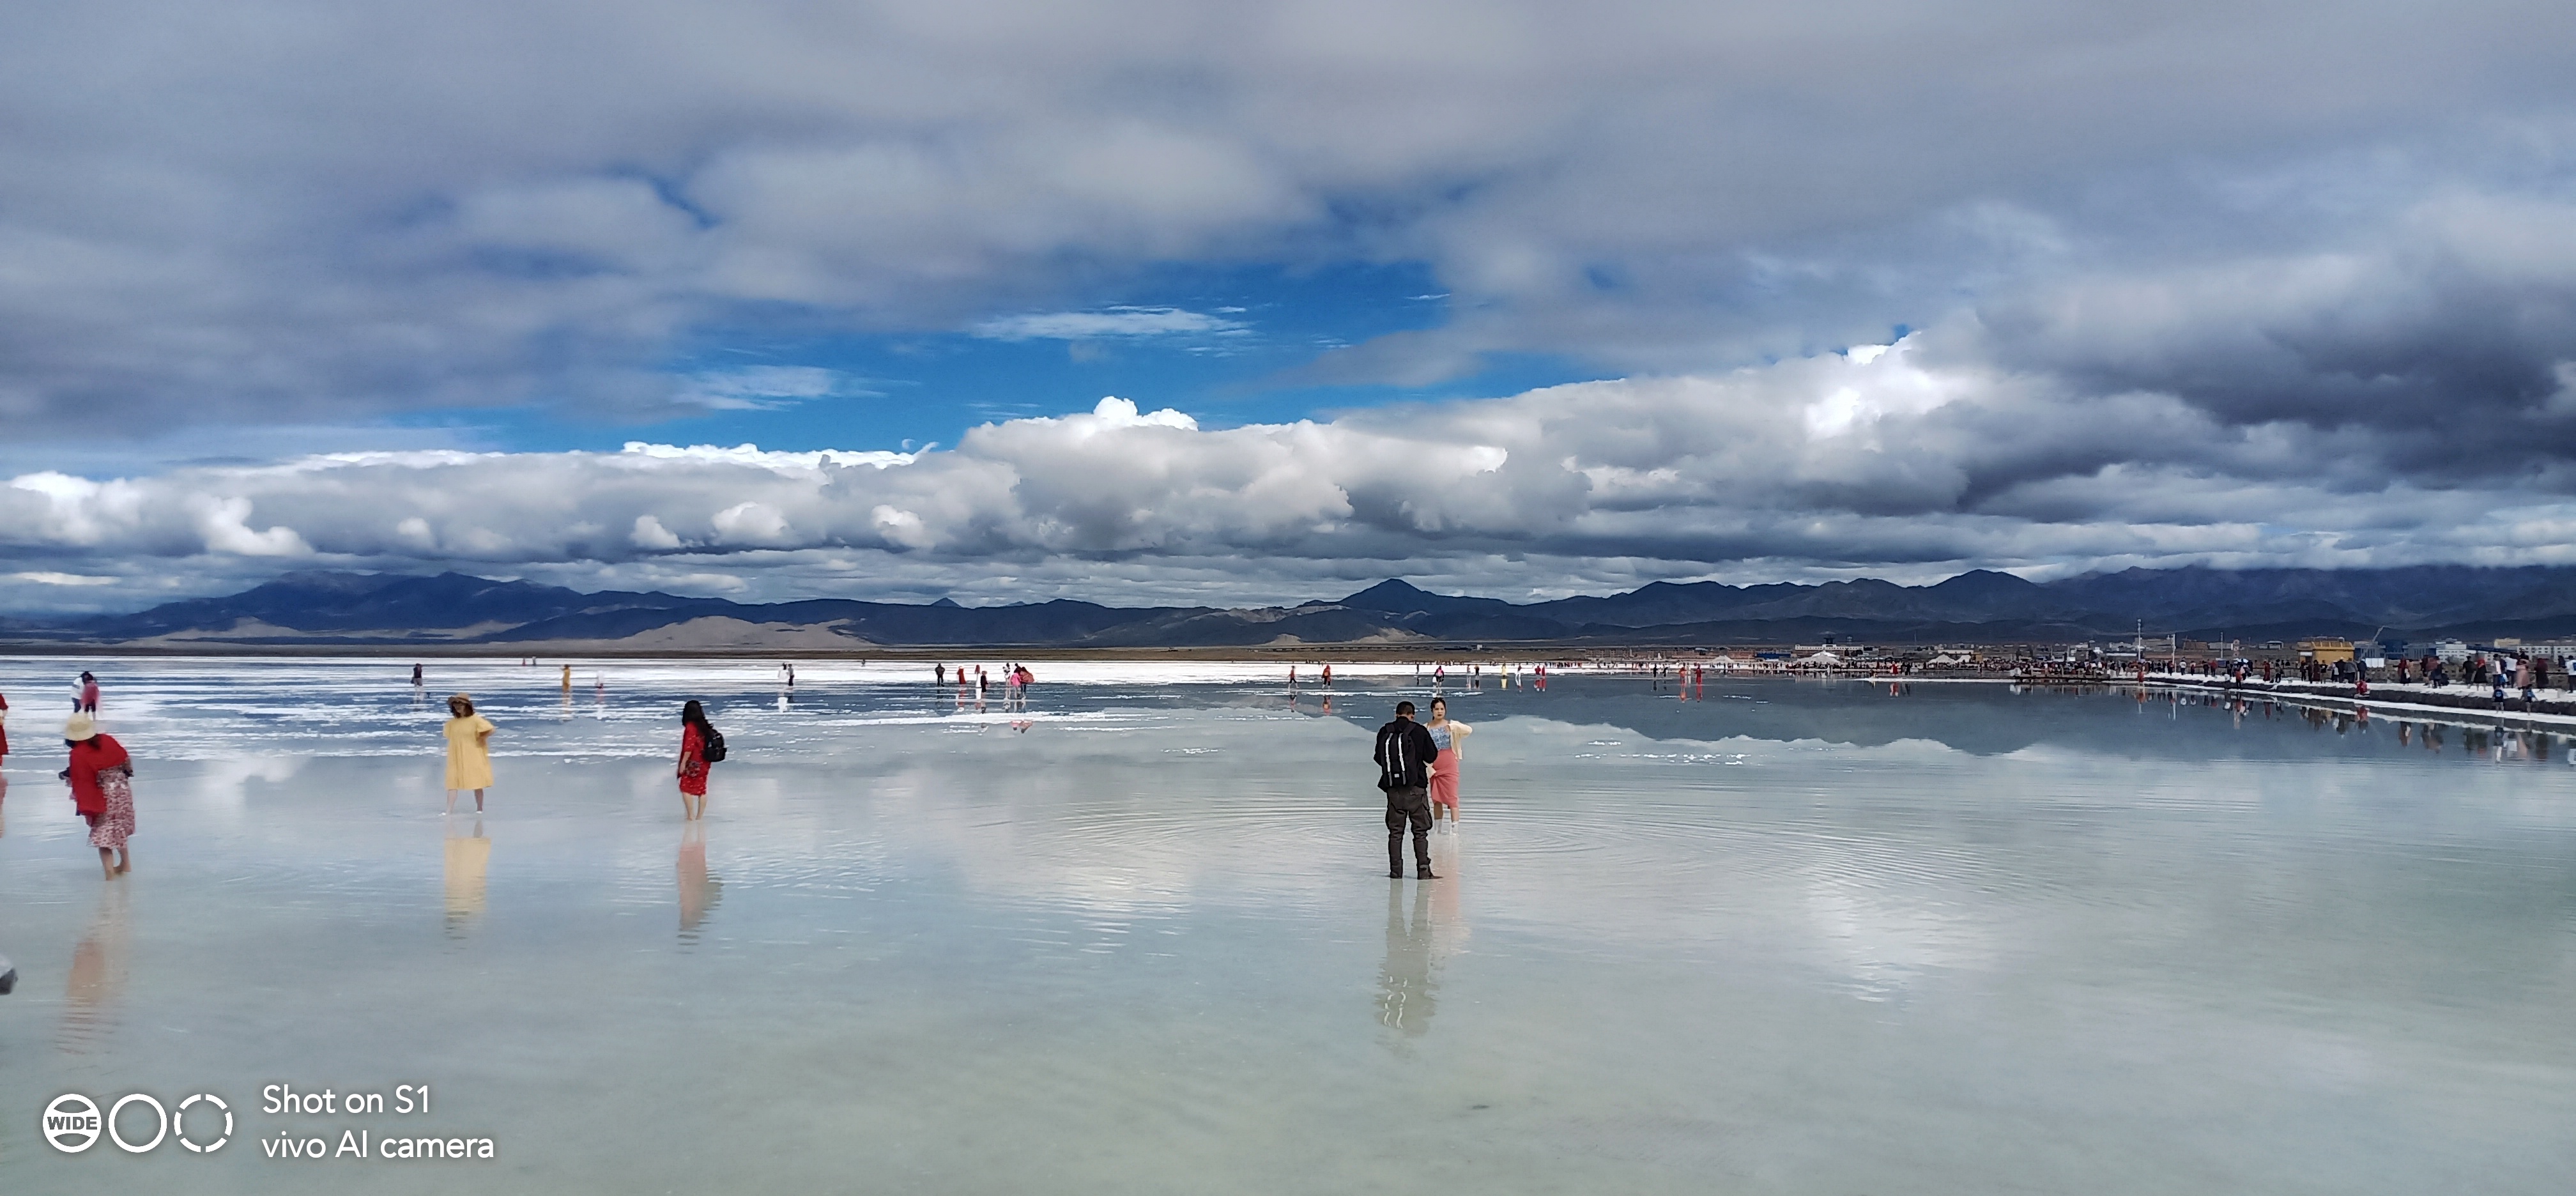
[74, 671, 100, 714]
[1374, 701, 1441, 880]
[411, 663, 424, 687]
[1424, 696, 1473, 831]
[675, 700, 718, 820]
[560, 663, 573, 694]
[61, 713, 134, 880]
[442, 694, 497, 813]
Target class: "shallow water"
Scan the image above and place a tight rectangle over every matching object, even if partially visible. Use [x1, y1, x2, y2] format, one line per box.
[1, 659, 2570, 1193]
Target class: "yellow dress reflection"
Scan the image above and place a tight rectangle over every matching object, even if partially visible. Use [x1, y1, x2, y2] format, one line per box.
[678, 822, 722, 944]
[444, 817, 489, 935]
[61, 883, 130, 1054]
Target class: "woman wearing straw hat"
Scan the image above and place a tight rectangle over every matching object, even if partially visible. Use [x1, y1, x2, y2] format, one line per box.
[61, 712, 134, 880]
[443, 694, 498, 813]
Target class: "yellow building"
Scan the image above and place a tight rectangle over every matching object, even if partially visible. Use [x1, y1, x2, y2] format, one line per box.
[2296, 638, 2355, 663]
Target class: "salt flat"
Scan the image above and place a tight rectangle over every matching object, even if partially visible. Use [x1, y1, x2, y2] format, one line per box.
[1, 659, 2570, 1193]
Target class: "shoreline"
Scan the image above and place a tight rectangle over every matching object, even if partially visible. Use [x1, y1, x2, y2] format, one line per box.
[2138, 673, 2576, 734]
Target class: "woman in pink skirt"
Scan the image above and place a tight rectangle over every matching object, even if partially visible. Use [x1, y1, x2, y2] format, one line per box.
[1424, 696, 1473, 831]
[62, 713, 134, 879]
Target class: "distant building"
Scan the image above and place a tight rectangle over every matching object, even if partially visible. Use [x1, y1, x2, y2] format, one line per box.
[2405, 640, 2471, 662]
[2296, 638, 2355, 663]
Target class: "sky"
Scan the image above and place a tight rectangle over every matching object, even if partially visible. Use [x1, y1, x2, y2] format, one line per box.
[5, 0, 2576, 613]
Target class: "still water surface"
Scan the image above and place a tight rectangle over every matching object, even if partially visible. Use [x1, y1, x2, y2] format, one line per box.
[0, 659, 2570, 1193]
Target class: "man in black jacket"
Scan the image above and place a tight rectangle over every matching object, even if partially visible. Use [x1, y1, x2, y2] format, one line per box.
[1374, 701, 1441, 880]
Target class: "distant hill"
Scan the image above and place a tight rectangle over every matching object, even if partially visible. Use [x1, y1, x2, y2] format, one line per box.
[6, 565, 2573, 650]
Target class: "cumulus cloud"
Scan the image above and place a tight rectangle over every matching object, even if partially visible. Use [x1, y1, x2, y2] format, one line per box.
[11, 330, 2576, 611]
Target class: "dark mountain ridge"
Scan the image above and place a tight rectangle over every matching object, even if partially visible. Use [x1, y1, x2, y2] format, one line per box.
[8, 565, 2574, 648]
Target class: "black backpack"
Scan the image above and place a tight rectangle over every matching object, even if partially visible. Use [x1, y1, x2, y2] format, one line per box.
[700, 723, 728, 763]
[1375, 723, 1414, 790]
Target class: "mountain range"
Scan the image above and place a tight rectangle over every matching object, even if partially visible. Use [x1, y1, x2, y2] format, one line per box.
[4, 565, 2572, 650]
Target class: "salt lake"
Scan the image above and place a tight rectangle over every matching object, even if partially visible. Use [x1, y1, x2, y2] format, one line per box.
[1, 658, 2570, 1193]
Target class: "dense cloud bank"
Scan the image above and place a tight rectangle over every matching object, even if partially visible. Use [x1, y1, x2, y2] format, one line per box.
[3, 0, 2573, 437]
[10, 330, 2576, 612]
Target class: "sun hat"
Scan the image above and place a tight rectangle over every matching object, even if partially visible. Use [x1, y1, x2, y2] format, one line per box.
[63, 712, 98, 741]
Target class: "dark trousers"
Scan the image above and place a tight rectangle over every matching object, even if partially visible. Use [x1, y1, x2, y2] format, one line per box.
[1384, 786, 1431, 872]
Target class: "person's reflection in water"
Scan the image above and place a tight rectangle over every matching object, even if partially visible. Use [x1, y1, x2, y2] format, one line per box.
[59, 882, 130, 1054]
[1375, 881, 1441, 1042]
[677, 822, 722, 945]
[0, 773, 10, 837]
[443, 816, 489, 938]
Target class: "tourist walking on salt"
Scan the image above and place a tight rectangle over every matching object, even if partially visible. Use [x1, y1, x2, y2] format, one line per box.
[1374, 701, 1441, 880]
[676, 700, 721, 820]
[73, 671, 100, 714]
[1, 688, 12, 769]
[61, 713, 134, 880]
[443, 694, 497, 813]
[1424, 696, 1473, 831]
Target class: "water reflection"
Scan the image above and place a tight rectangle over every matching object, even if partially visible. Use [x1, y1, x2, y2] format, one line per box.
[443, 816, 489, 937]
[1375, 882, 1440, 1042]
[677, 822, 722, 944]
[59, 883, 129, 1054]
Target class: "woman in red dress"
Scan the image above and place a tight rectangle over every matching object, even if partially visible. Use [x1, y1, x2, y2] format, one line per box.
[63, 712, 134, 879]
[675, 700, 715, 820]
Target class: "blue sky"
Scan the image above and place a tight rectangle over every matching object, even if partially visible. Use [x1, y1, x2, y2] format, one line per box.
[424, 261, 1597, 457]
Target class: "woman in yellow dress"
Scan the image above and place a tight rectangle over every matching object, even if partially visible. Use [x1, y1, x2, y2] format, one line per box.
[443, 694, 497, 813]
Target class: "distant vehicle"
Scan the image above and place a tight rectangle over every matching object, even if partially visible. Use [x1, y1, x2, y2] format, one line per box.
[0, 953, 15, 995]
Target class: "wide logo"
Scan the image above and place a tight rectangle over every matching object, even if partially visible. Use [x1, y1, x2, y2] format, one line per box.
[42, 1092, 231, 1154]
[42, 1094, 100, 1153]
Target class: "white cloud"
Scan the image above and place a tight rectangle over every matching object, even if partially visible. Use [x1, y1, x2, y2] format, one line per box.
[631, 514, 684, 550]
[10, 321, 2575, 606]
[970, 307, 1248, 341]
[188, 496, 312, 557]
[675, 366, 871, 411]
